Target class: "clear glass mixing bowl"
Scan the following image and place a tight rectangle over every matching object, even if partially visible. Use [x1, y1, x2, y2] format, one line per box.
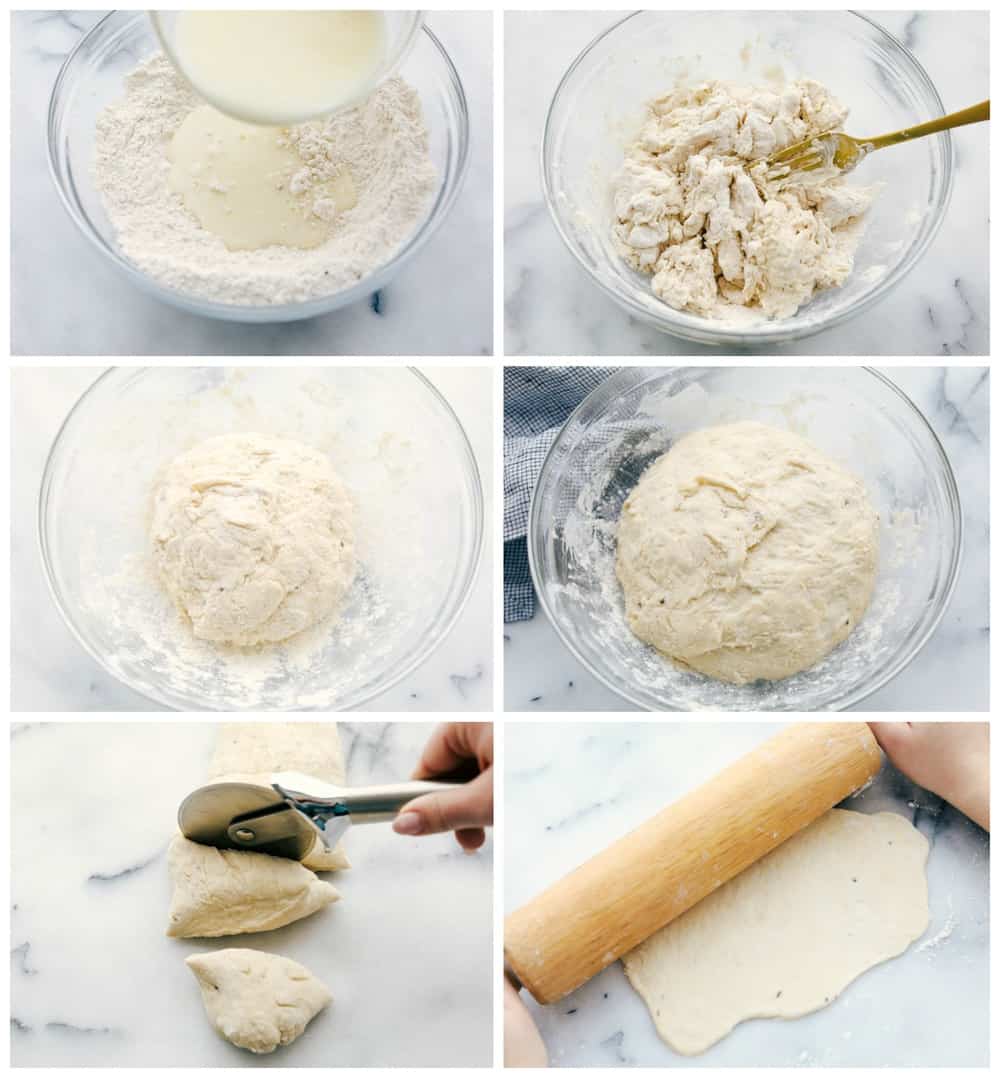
[48, 11, 468, 323]
[39, 367, 483, 711]
[150, 10, 424, 125]
[529, 367, 962, 711]
[542, 11, 953, 347]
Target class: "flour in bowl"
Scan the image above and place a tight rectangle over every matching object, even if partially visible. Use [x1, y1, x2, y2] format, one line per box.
[93, 55, 436, 306]
[611, 80, 880, 322]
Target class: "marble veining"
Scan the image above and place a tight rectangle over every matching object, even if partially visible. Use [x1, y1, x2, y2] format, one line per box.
[12, 10, 492, 356]
[12, 721, 493, 1066]
[505, 722, 989, 1066]
[12, 367, 493, 712]
[504, 10, 988, 356]
[505, 366, 989, 711]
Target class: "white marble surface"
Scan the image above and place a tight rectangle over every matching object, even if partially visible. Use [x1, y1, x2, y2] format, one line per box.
[11, 721, 493, 1066]
[12, 11, 492, 356]
[505, 366, 989, 712]
[504, 10, 988, 356]
[12, 365, 493, 712]
[505, 722, 989, 1066]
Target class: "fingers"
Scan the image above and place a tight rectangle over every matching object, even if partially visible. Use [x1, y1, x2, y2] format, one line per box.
[412, 722, 492, 781]
[393, 768, 494, 836]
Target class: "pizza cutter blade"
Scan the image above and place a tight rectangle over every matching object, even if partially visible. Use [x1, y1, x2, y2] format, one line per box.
[177, 772, 457, 861]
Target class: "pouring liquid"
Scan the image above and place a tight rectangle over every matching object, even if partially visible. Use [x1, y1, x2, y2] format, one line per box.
[172, 9, 388, 126]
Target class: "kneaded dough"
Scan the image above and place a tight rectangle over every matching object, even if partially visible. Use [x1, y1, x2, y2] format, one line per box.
[151, 433, 355, 647]
[166, 834, 339, 938]
[622, 810, 929, 1055]
[186, 948, 331, 1054]
[208, 722, 351, 871]
[615, 422, 879, 683]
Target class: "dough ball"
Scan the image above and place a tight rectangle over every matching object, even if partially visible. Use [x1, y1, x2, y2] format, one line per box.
[615, 422, 878, 683]
[151, 433, 355, 646]
[186, 948, 331, 1054]
[166, 834, 340, 939]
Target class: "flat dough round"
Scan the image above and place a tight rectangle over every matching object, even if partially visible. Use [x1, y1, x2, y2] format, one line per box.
[615, 421, 879, 683]
[151, 433, 355, 646]
[622, 809, 929, 1055]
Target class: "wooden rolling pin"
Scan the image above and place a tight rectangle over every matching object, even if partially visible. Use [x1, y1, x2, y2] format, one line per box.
[505, 722, 881, 1004]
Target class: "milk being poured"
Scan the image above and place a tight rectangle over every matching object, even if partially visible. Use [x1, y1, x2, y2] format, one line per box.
[171, 10, 388, 125]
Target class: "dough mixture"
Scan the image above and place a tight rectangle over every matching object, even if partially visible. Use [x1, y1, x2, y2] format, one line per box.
[615, 422, 879, 684]
[94, 55, 436, 305]
[186, 949, 332, 1054]
[611, 80, 880, 322]
[151, 433, 355, 648]
[622, 809, 929, 1054]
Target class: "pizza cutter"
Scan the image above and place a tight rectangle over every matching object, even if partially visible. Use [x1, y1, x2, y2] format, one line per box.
[178, 771, 457, 861]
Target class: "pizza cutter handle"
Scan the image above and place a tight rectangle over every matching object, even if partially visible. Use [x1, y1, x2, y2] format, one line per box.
[279, 780, 459, 827]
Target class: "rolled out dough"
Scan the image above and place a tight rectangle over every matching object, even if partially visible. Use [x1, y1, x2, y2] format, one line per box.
[622, 809, 929, 1054]
[186, 948, 331, 1054]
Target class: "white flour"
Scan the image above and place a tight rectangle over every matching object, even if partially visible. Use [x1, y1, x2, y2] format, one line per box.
[93, 55, 436, 306]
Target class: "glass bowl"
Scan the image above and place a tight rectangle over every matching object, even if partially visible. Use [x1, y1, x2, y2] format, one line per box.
[39, 367, 484, 711]
[542, 11, 952, 347]
[529, 367, 961, 711]
[47, 11, 469, 323]
[150, 10, 424, 125]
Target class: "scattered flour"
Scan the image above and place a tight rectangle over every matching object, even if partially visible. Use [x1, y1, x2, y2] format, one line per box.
[93, 55, 436, 305]
[611, 80, 880, 322]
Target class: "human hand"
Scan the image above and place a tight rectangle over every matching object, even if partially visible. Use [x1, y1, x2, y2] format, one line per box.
[392, 722, 493, 852]
[504, 976, 548, 1067]
[869, 722, 989, 830]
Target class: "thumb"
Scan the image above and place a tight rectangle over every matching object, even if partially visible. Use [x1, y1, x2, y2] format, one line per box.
[393, 770, 493, 836]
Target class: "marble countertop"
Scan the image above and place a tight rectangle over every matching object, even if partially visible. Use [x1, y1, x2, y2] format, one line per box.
[12, 720, 493, 1066]
[12, 11, 492, 356]
[505, 721, 989, 1067]
[504, 10, 988, 356]
[505, 366, 989, 712]
[12, 365, 493, 712]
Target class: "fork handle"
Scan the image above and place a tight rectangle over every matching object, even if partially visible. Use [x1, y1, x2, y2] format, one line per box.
[868, 99, 989, 151]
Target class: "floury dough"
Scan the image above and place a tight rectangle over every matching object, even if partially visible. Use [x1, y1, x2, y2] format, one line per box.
[186, 949, 331, 1054]
[166, 835, 340, 938]
[615, 422, 879, 683]
[94, 55, 436, 306]
[611, 80, 880, 321]
[622, 810, 930, 1054]
[151, 433, 355, 648]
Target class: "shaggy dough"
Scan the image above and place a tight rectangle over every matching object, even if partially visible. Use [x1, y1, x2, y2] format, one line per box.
[186, 949, 331, 1054]
[612, 80, 879, 322]
[623, 810, 929, 1055]
[166, 834, 339, 938]
[615, 422, 879, 683]
[207, 722, 351, 871]
[151, 432, 355, 646]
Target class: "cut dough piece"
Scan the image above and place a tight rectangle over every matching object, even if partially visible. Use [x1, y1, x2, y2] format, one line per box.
[186, 948, 331, 1054]
[167, 834, 339, 939]
[615, 422, 879, 684]
[622, 810, 929, 1055]
[207, 722, 350, 871]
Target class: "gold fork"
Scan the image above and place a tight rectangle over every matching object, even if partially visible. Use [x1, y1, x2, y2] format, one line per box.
[763, 99, 989, 183]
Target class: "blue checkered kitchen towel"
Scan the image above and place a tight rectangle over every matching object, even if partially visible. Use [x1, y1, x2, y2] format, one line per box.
[504, 366, 619, 622]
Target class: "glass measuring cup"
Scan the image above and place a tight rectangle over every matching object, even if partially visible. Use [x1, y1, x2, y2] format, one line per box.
[150, 9, 424, 126]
